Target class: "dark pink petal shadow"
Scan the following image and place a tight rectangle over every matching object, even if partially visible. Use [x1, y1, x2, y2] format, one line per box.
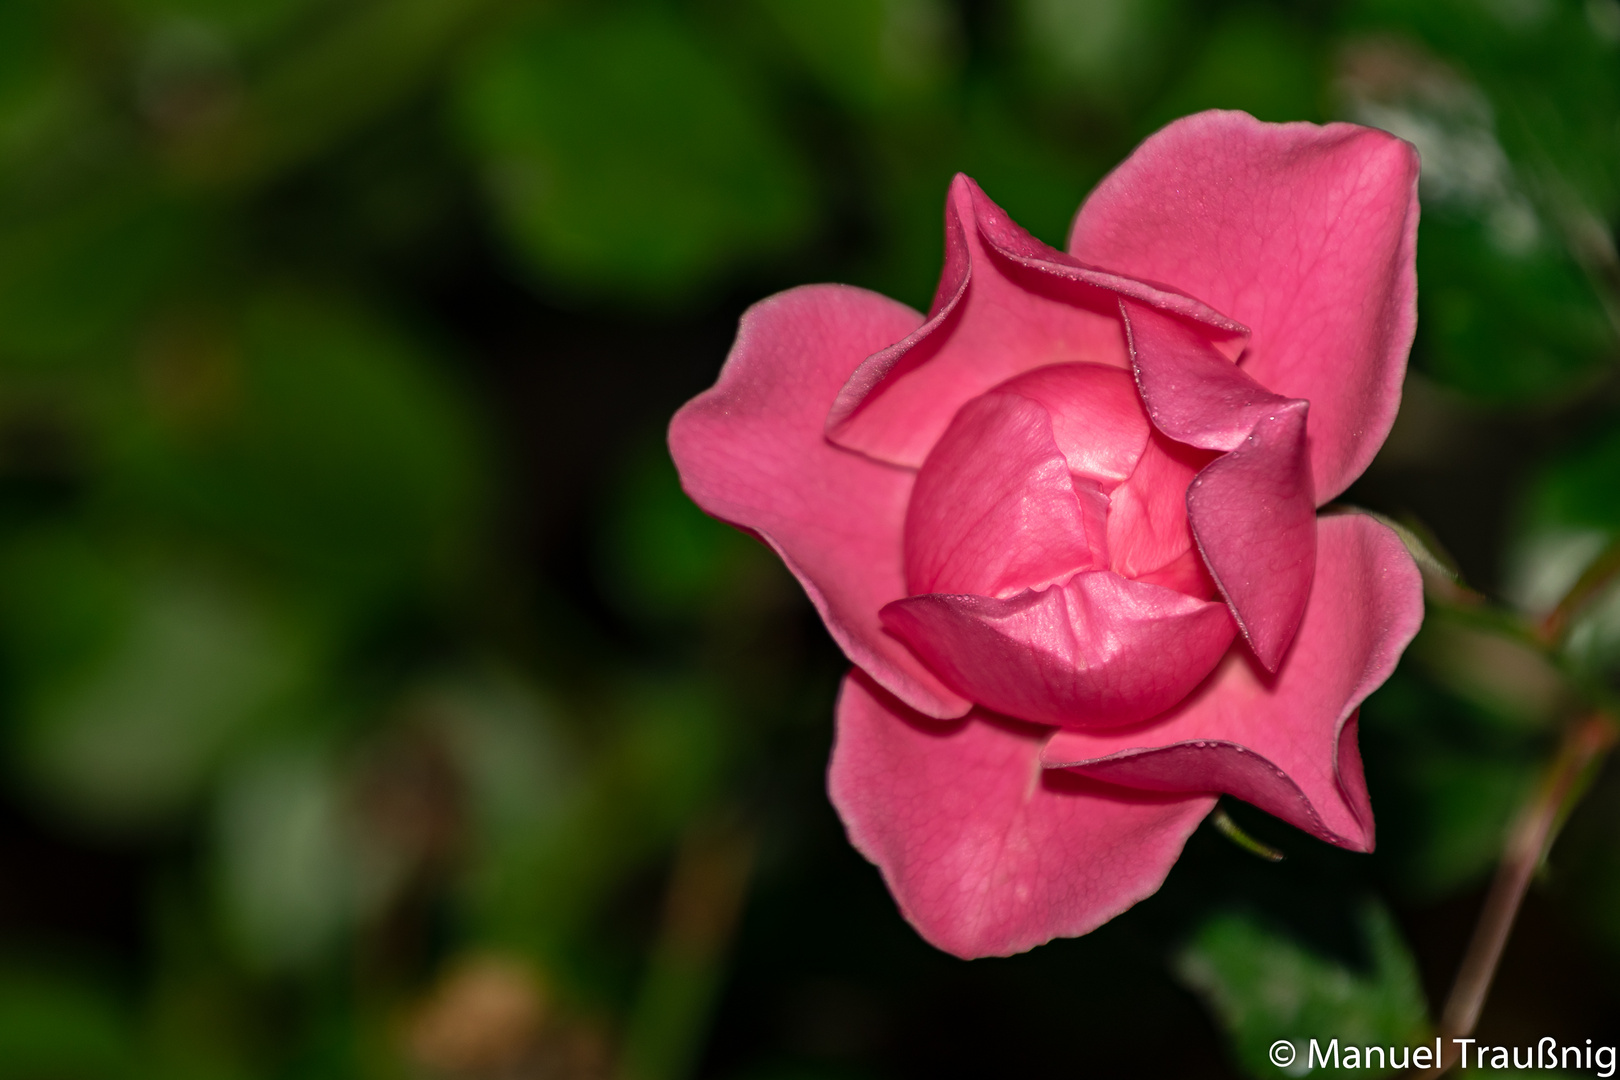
[1041, 512, 1425, 851]
[905, 390, 1106, 598]
[1070, 110, 1420, 503]
[881, 571, 1236, 728]
[1123, 300, 1316, 670]
[827, 175, 1245, 468]
[669, 285, 971, 719]
[829, 671, 1217, 958]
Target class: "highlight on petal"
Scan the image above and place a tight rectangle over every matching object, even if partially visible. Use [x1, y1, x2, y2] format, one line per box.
[1070, 110, 1420, 502]
[904, 390, 1106, 599]
[827, 175, 1245, 468]
[881, 571, 1236, 729]
[828, 671, 1217, 959]
[1041, 512, 1425, 851]
[669, 284, 970, 719]
[1122, 300, 1315, 670]
[994, 362, 1151, 486]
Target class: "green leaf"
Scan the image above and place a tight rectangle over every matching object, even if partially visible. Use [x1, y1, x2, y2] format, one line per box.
[1359, 667, 1542, 900]
[757, 0, 960, 114]
[454, 7, 814, 304]
[1333, 14, 1619, 403]
[0, 967, 137, 1080]
[212, 740, 354, 971]
[0, 534, 321, 830]
[1175, 903, 1430, 1079]
[1416, 213, 1611, 403]
[598, 440, 769, 624]
[1012, 0, 1183, 107]
[0, 183, 200, 366]
[1147, 7, 1324, 127]
[104, 292, 487, 612]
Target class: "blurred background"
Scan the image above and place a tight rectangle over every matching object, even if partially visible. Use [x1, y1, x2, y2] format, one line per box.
[1, 0, 1620, 1077]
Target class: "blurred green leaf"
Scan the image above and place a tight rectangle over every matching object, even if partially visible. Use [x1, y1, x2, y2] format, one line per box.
[0, 967, 137, 1080]
[455, 7, 814, 304]
[164, 0, 498, 187]
[1346, 0, 1620, 220]
[1149, 7, 1323, 126]
[1334, 22, 1618, 402]
[1417, 214, 1612, 402]
[0, 3, 92, 181]
[105, 292, 486, 611]
[1511, 417, 1620, 675]
[1523, 417, 1620, 532]
[1360, 668, 1542, 899]
[0, 533, 319, 829]
[213, 740, 354, 971]
[1013, 0, 1183, 107]
[111, 0, 323, 44]
[599, 442, 767, 624]
[1175, 903, 1430, 1079]
[757, 0, 959, 114]
[0, 185, 200, 366]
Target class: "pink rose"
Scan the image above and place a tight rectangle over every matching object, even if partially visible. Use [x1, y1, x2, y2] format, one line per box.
[669, 111, 1425, 958]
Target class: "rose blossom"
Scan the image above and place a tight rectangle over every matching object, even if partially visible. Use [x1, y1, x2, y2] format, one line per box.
[669, 110, 1424, 958]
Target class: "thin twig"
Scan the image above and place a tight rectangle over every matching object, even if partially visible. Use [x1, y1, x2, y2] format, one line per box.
[1538, 535, 1620, 646]
[1415, 713, 1617, 1077]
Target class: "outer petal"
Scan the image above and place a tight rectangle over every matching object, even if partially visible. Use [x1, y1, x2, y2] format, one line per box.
[881, 571, 1236, 728]
[827, 176, 1245, 468]
[829, 671, 1216, 958]
[1123, 300, 1316, 670]
[1069, 110, 1420, 502]
[905, 390, 1106, 599]
[669, 285, 970, 718]
[1042, 513, 1424, 851]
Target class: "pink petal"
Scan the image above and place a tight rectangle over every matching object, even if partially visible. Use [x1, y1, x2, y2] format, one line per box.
[994, 362, 1151, 486]
[905, 390, 1106, 599]
[1105, 428, 1216, 596]
[829, 671, 1217, 958]
[881, 571, 1236, 728]
[1041, 512, 1425, 851]
[827, 175, 1245, 468]
[1069, 110, 1420, 503]
[1123, 300, 1316, 671]
[669, 285, 971, 719]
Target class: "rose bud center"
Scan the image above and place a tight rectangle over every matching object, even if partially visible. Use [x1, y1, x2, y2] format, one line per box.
[903, 362, 1216, 604]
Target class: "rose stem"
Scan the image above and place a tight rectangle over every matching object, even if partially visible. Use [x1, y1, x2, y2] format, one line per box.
[618, 813, 758, 1080]
[1416, 712, 1617, 1078]
[1537, 535, 1620, 646]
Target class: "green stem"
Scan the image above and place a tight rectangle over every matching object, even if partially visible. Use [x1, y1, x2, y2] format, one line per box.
[1416, 713, 1616, 1078]
[617, 815, 757, 1080]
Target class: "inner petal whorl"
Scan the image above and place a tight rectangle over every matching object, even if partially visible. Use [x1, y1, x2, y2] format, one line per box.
[904, 391, 1105, 599]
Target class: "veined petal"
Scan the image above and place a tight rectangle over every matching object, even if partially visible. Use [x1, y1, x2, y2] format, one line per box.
[882, 571, 1236, 728]
[1070, 110, 1420, 502]
[1041, 513, 1424, 851]
[829, 671, 1216, 959]
[669, 284, 970, 718]
[1122, 300, 1316, 670]
[827, 175, 1245, 468]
